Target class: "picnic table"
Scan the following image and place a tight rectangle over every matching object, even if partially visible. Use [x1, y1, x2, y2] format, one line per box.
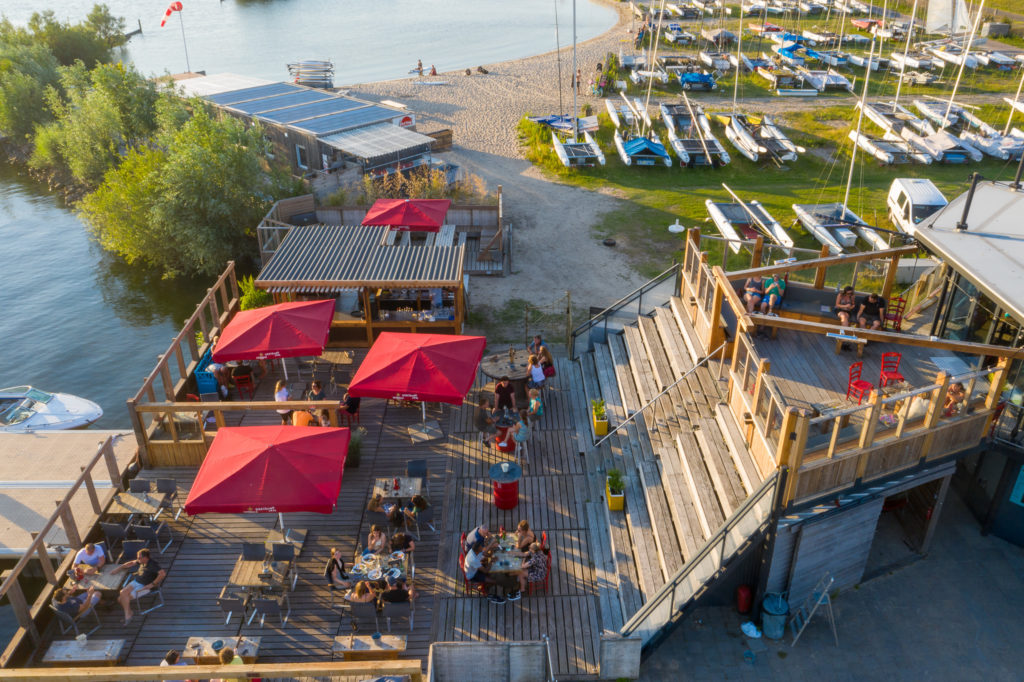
[69, 564, 125, 593]
[42, 639, 126, 667]
[333, 634, 407, 661]
[487, 534, 525, 574]
[228, 558, 291, 591]
[106, 491, 168, 518]
[183, 635, 260, 664]
[351, 550, 409, 583]
[372, 477, 422, 502]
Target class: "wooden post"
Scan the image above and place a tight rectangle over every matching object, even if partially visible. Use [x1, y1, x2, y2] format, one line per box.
[919, 474, 951, 554]
[783, 410, 811, 507]
[34, 542, 57, 586]
[751, 236, 764, 269]
[812, 244, 830, 289]
[186, 322, 200, 366]
[709, 279, 725, 350]
[752, 359, 771, 415]
[856, 391, 883, 479]
[774, 406, 801, 468]
[126, 399, 150, 470]
[159, 360, 175, 401]
[58, 504, 81, 548]
[362, 288, 374, 346]
[919, 371, 950, 459]
[455, 283, 465, 335]
[881, 251, 900, 302]
[6, 579, 39, 645]
[982, 358, 1010, 438]
[173, 345, 187, 383]
[84, 475, 102, 515]
[214, 409, 227, 428]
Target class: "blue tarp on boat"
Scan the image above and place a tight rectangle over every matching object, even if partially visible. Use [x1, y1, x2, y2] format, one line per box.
[527, 115, 599, 133]
[622, 137, 669, 159]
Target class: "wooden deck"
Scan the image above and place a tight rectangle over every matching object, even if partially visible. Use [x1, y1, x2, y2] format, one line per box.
[752, 328, 965, 412]
[32, 354, 602, 679]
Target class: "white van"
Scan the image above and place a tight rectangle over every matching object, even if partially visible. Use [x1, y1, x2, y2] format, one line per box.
[887, 178, 948, 236]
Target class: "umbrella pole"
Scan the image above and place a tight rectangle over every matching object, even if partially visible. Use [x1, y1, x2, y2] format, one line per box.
[278, 511, 290, 541]
[422, 401, 426, 424]
[281, 358, 289, 380]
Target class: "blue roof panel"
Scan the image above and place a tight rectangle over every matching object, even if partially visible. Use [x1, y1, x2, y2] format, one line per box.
[257, 97, 365, 124]
[206, 82, 301, 105]
[229, 90, 333, 114]
[292, 106, 399, 135]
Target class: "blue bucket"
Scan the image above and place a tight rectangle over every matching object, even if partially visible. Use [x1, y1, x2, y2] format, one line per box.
[761, 593, 788, 640]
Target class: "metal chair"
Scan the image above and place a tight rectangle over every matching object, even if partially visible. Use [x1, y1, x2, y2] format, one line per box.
[119, 539, 148, 563]
[100, 522, 128, 555]
[241, 542, 267, 561]
[348, 600, 380, 631]
[271, 543, 299, 590]
[251, 593, 290, 627]
[217, 585, 250, 625]
[130, 522, 172, 554]
[382, 599, 414, 632]
[415, 506, 436, 534]
[406, 459, 428, 494]
[128, 479, 151, 494]
[50, 601, 101, 636]
[154, 478, 182, 521]
[132, 583, 165, 615]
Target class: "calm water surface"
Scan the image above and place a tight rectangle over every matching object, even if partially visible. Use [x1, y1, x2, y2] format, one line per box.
[0, 1, 616, 428]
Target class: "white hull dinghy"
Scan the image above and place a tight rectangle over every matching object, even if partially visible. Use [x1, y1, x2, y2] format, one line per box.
[605, 99, 635, 129]
[552, 131, 606, 168]
[660, 98, 731, 166]
[849, 130, 932, 165]
[614, 131, 672, 167]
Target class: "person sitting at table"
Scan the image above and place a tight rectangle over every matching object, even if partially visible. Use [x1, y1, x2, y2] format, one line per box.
[387, 505, 406, 531]
[159, 649, 190, 679]
[515, 520, 537, 552]
[230, 360, 254, 386]
[54, 585, 100, 617]
[308, 380, 326, 401]
[367, 525, 389, 554]
[526, 355, 546, 390]
[326, 547, 351, 589]
[527, 388, 544, 425]
[944, 382, 967, 416]
[292, 409, 318, 427]
[274, 380, 291, 425]
[499, 409, 530, 449]
[367, 494, 387, 513]
[113, 548, 165, 625]
[342, 389, 361, 419]
[857, 292, 886, 330]
[214, 647, 244, 682]
[464, 540, 502, 603]
[345, 580, 378, 603]
[408, 494, 430, 515]
[463, 525, 497, 554]
[516, 542, 548, 595]
[528, 334, 547, 356]
[494, 376, 516, 411]
[73, 542, 106, 575]
[391, 531, 415, 554]
[475, 395, 498, 445]
[538, 343, 554, 370]
[381, 575, 417, 603]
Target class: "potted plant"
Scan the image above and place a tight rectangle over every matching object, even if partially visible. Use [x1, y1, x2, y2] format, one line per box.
[346, 426, 366, 468]
[606, 468, 625, 511]
[592, 398, 608, 437]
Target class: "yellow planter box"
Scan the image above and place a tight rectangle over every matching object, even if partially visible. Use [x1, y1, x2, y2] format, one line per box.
[593, 414, 608, 437]
[606, 479, 624, 511]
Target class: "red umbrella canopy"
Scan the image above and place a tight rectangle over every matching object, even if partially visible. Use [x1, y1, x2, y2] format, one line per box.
[184, 426, 349, 515]
[212, 299, 335, 362]
[348, 332, 486, 404]
[360, 198, 452, 232]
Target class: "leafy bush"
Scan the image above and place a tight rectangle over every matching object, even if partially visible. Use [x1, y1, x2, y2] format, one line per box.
[591, 398, 606, 420]
[323, 167, 494, 206]
[239, 274, 273, 310]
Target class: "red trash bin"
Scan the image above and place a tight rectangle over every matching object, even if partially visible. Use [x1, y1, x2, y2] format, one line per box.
[489, 461, 522, 510]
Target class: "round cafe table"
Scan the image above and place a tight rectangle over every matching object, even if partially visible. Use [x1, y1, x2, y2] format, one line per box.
[488, 461, 523, 510]
[480, 349, 532, 404]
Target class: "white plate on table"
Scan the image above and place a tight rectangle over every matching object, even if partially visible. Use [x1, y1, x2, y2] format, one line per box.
[390, 551, 405, 562]
[388, 567, 402, 579]
[351, 564, 364, 574]
[368, 568, 382, 580]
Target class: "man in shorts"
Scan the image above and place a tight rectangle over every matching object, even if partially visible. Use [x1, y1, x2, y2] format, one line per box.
[857, 293, 887, 330]
[114, 547, 165, 625]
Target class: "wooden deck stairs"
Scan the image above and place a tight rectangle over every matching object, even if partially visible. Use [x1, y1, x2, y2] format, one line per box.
[575, 296, 766, 628]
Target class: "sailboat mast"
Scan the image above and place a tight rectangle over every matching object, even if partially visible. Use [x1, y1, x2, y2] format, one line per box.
[572, 0, 578, 143]
[554, 0, 564, 121]
[942, 0, 984, 127]
[732, 3, 743, 110]
[844, 37, 875, 213]
[892, 0, 919, 110]
[1004, 67, 1024, 136]
[642, 0, 669, 136]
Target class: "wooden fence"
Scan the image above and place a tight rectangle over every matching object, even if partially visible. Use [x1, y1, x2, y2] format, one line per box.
[0, 660, 423, 680]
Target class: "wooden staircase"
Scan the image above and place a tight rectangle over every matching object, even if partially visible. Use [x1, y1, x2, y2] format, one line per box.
[576, 296, 766, 626]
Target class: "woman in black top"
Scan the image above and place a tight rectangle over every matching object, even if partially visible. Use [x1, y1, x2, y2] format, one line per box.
[326, 547, 351, 588]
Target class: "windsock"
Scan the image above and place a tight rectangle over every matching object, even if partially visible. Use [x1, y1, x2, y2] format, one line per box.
[160, 2, 184, 28]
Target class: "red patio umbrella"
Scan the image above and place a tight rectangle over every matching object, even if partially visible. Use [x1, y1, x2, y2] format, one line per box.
[184, 425, 349, 533]
[212, 299, 335, 378]
[360, 198, 451, 232]
[348, 332, 486, 418]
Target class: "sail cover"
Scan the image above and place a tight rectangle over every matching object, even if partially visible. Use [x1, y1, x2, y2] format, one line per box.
[925, 0, 971, 34]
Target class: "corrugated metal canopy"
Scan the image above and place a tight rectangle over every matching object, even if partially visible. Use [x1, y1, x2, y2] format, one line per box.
[257, 224, 464, 288]
[258, 97, 365, 124]
[320, 124, 434, 162]
[229, 89, 333, 115]
[176, 73, 274, 98]
[292, 106, 400, 135]
[916, 181, 1024, 323]
[206, 82, 301, 105]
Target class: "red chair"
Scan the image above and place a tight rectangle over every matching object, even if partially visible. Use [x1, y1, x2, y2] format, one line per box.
[884, 297, 907, 332]
[879, 352, 905, 388]
[459, 550, 486, 596]
[541, 531, 548, 551]
[846, 362, 874, 404]
[233, 374, 255, 400]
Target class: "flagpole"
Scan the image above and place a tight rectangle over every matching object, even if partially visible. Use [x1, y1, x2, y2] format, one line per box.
[178, 9, 191, 72]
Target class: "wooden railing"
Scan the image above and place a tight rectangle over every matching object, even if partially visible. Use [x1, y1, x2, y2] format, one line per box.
[726, 333, 784, 479]
[0, 437, 124, 667]
[0, 660, 423, 680]
[126, 263, 240, 467]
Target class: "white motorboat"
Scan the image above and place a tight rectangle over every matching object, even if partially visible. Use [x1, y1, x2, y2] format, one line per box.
[0, 386, 102, 432]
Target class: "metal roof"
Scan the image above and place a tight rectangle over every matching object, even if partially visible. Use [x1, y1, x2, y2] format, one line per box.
[256, 224, 464, 288]
[206, 82, 301, 105]
[291, 106, 401, 136]
[320, 124, 434, 162]
[228, 89, 333, 115]
[257, 97, 365, 124]
[915, 181, 1024, 322]
[175, 73, 274, 98]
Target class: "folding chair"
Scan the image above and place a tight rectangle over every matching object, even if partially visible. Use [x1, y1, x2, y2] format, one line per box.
[271, 543, 299, 590]
[348, 600, 380, 632]
[217, 585, 250, 625]
[100, 522, 128, 555]
[251, 594, 290, 627]
[128, 479, 151, 494]
[406, 459, 428, 494]
[130, 522, 172, 554]
[154, 479, 182, 521]
[132, 583, 165, 615]
[383, 599, 414, 632]
[241, 542, 267, 561]
[50, 601, 101, 636]
[119, 539, 148, 563]
[233, 373, 256, 400]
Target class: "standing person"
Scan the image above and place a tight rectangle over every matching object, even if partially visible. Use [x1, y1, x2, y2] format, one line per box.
[476, 394, 498, 442]
[857, 293, 886, 330]
[274, 380, 291, 424]
[576, 68, 582, 94]
[494, 376, 516, 411]
[416, 58, 423, 76]
[835, 286, 857, 327]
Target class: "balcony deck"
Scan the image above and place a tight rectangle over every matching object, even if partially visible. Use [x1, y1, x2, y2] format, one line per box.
[31, 354, 603, 680]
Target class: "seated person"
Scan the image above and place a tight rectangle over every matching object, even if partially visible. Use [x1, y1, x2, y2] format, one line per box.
[761, 274, 785, 315]
[407, 494, 430, 515]
[230, 361, 255, 386]
[743, 275, 764, 314]
[218, 646, 243, 667]
[308, 380, 326, 401]
[367, 525, 389, 554]
[944, 382, 967, 416]
[345, 580, 377, 603]
[391, 531, 415, 554]
[475, 395, 498, 439]
[292, 409, 318, 427]
[857, 293, 886, 330]
[54, 586, 100, 617]
[515, 520, 537, 552]
[527, 389, 544, 425]
[380, 575, 417, 602]
[528, 334, 547, 356]
[113, 547, 165, 625]
[326, 547, 351, 589]
[342, 390, 361, 416]
[494, 376, 516, 411]
[73, 542, 106, 575]
[463, 525, 497, 554]
[499, 409, 530, 449]
[160, 649, 188, 673]
[463, 541, 495, 594]
[367, 494, 387, 514]
[835, 286, 857, 327]
[387, 505, 406, 530]
[527, 355, 546, 390]
[517, 542, 549, 594]
[538, 345, 555, 372]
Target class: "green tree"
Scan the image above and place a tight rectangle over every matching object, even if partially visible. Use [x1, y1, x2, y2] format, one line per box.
[26, 10, 113, 67]
[85, 4, 127, 48]
[0, 42, 60, 140]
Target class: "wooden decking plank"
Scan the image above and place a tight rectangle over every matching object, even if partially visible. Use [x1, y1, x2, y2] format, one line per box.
[675, 432, 725, 537]
[694, 419, 748, 518]
[654, 305, 695, 377]
[637, 460, 685, 577]
[608, 333, 642, 415]
[669, 296, 705, 362]
[637, 316, 674, 391]
[623, 325, 658, 407]
[714, 404, 765, 493]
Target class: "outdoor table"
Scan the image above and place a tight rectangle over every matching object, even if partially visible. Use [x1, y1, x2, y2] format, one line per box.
[489, 461, 522, 510]
[228, 557, 291, 591]
[322, 350, 355, 365]
[183, 635, 260, 664]
[69, 564, 125, 593]
[106, 491, 168, 519]
[42, 638, 126, 667]
[333, 634, 407, 661]
[480, 349, 532, 403]
[373, 477, 421, 504]
[494, 410, 518, 454]
[351, 550, 409, 584]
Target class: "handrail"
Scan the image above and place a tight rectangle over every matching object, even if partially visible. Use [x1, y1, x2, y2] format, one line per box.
[595, 341, 727, 447]
[568, 263, 678, 359]
[620, 469, 782, 643]
[541, 633, 557, 682]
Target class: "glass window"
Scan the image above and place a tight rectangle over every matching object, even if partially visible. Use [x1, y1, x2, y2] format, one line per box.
[295, 144, 309, 169]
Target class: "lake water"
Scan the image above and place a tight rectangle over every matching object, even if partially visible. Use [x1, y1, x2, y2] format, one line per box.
[0, 0, 616, 429]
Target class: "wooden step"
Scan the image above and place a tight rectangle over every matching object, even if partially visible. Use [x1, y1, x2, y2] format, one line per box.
[658, 438, 707, 560]
[623, 325, 658, 406]
[637, 316, 674, 391]
[694, 418, 748, 518]
[669, 296, 704, 362]
[653, 306, 694, 379]
[638, 459, 685, 578]
[608, 333, 642, 415]
[675, 432, 726, 538]
[713, 404, 765, 495]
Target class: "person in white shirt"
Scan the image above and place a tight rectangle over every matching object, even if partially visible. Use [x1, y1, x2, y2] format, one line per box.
[274, 380, 291, 424]
[73, 543, 106, 575]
